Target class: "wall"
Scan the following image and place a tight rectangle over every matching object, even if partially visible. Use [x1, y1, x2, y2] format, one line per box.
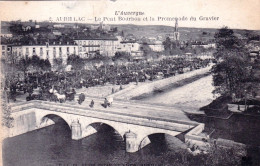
[8, 109, 37, 137]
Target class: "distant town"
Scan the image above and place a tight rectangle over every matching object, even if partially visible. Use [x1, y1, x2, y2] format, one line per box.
[0, 19, 219, 67]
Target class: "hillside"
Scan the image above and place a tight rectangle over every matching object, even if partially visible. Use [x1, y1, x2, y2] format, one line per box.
[2, 21, 260, 41]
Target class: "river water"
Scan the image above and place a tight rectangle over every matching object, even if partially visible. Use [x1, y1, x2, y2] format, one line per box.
[3, 121, 189, 166]
[140, 75, 216, 111]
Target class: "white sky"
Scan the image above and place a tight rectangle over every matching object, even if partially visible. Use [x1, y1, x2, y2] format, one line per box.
[0, 0, 260, 30]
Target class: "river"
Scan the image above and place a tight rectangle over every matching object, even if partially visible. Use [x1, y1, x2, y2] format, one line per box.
[140, 75, 216, 111]
[3, 121, 189, 166]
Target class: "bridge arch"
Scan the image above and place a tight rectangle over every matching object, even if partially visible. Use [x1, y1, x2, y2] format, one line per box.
[138, 131, 183, 151]
[38, 113, 72, 130]
[83, 121, 124, 140]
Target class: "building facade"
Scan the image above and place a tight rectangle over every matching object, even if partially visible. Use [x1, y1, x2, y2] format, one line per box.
[117, 41, 140, 53]
[74, 37, 118, 58]
[148, 40, 164, 52]
[10, 41, 78, 66]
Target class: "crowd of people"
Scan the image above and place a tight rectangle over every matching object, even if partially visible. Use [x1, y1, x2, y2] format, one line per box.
[4, 57, 211, 104]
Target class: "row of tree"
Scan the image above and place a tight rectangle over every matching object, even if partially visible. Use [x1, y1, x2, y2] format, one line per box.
[18, 55, 51, 75]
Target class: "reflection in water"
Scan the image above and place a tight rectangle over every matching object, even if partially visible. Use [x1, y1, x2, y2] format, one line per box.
[3, 122, 187, 166]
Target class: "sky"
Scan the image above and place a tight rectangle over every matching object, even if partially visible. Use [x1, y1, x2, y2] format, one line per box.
[0, 0, 260, 30]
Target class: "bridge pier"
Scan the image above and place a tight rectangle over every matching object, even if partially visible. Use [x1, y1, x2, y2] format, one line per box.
[125, 131, 151, 153]
[71, 120, 82, 140]
[71, 121, 98, 140]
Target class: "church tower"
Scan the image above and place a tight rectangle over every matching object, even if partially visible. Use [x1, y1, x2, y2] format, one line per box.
[173, 19, 180, 41]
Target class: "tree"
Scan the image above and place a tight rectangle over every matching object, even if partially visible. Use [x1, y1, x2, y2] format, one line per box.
[244, 30, 260, 41]
[211, 27, 251, 97]
[163, 37, 182, 55]
[67, 54, 85, 71]
[17, 57, 30, 79]
[44, 59, 52, 71]
[2, 102, 14, 128]
[113, 51, 131, 61]
[23, 55, 51, 72]
[163, 37, 172, 53]
[53, 57, 65, 72]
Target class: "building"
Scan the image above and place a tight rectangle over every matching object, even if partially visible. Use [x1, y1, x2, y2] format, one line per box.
[117, 40, 145, 61]
[191, 41, 216, 49]
[117, 40, 140, 53]
[90, 22, 111, 31]
[9, 40, 78, 66]
[53, 30, 62, 36]
[74, 33, 118, 58]
[247, 40, 260, 52]
[247, 40, 260, 62]
[147, 40, 164, 52]
[100, 22, 111, 31]
[53, 24, 65, 28]
[1, 44, 9, 61]
[0, 37, 13, 63]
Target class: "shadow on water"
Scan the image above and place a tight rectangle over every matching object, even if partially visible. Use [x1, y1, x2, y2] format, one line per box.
[141, 134, 168, 154]
[2, 122, 126, 166]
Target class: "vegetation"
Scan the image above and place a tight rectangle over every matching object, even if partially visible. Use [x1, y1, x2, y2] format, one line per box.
[67, 54, 85, 71]
[211, 27, 256, 98]
[18, 55, 51, 74]
[163, 37, 183, 55]
[107, 143, 244, 165]
[2, 101, 14, 128]
[113, 51, 132, 61]
[53, 57, 65, 72]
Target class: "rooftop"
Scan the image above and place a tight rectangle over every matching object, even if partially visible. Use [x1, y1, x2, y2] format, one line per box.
[73, 32, 118, 41]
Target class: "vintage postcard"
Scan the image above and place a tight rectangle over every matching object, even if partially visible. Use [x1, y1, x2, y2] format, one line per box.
[0, 0, 260, 165]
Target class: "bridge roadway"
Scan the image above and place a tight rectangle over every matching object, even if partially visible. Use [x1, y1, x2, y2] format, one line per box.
[9, 98, 203, 152]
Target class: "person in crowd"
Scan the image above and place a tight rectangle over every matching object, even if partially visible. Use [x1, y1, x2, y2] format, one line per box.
[7, 58, 210, 103]
[104, 98, 108, 108]
[78, 93, 85, 104]
[89, 100, 94, 108]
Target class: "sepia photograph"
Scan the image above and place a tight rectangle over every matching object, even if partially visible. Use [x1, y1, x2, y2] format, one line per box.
[0, 0, 260, 165]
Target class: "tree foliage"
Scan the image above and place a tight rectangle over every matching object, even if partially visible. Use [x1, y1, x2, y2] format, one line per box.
[163, 37, 183, 55]
[211, 27, 251, 97]
[2, 101, 14, 128]
[67, 54, 85, 71]
[17, 55, 51, 73]
[113, 51, 131, 61]
[53, 57, 65, 72]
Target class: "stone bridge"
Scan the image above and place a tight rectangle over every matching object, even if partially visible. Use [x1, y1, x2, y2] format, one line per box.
[8, 99, 204, 153]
